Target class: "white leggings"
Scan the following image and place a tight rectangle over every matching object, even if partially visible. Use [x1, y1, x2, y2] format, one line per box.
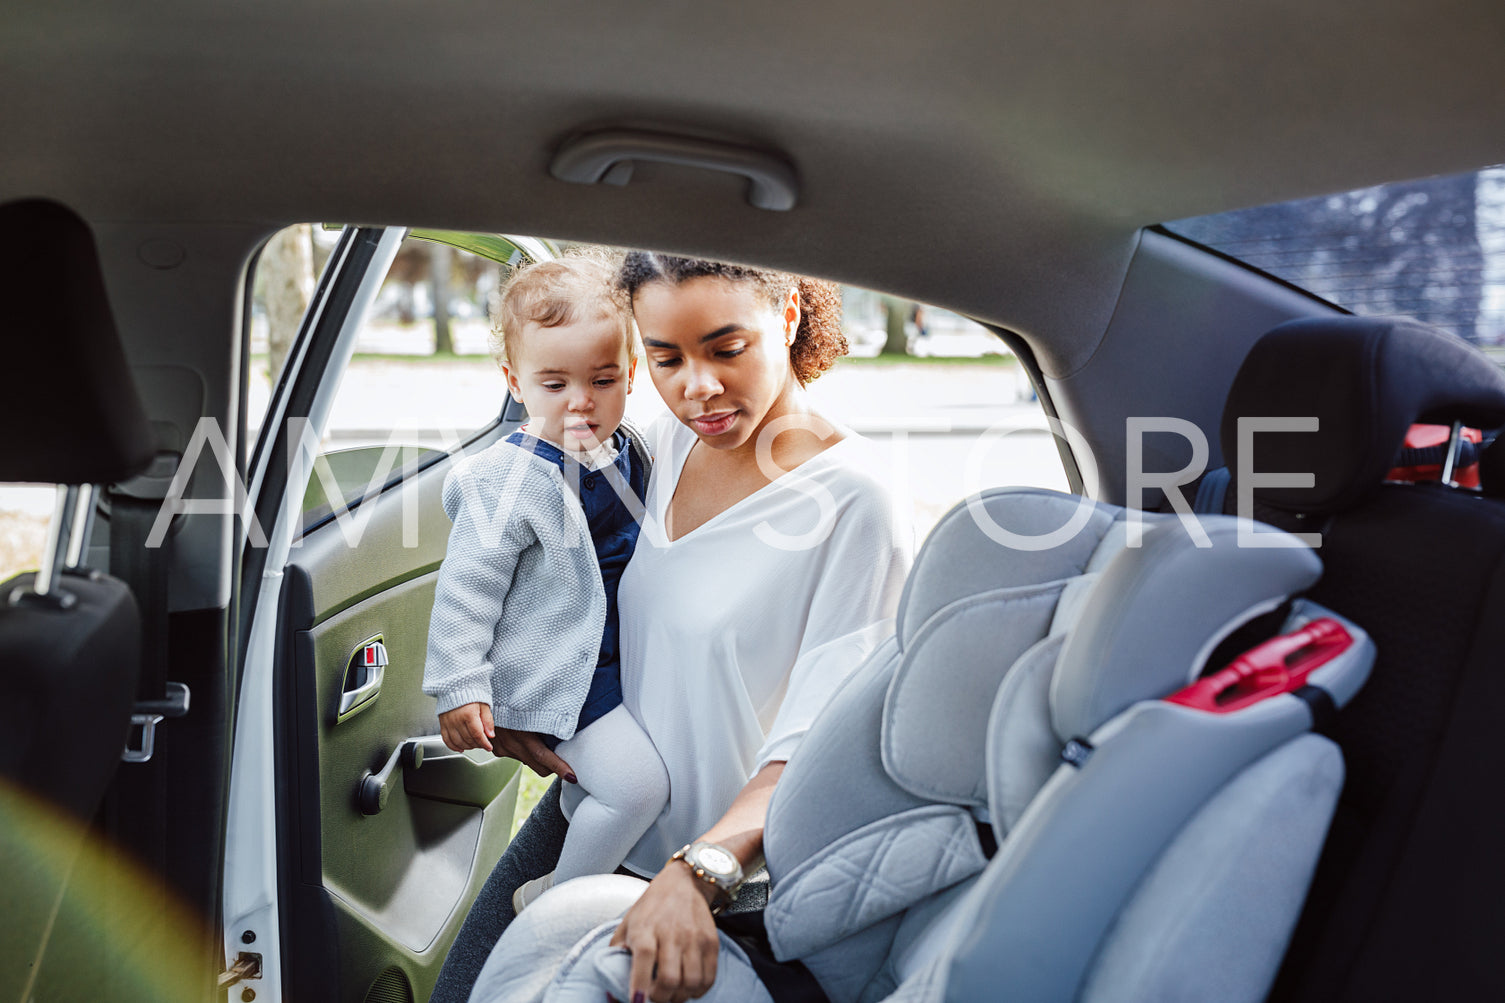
[551, 704, 669, 884]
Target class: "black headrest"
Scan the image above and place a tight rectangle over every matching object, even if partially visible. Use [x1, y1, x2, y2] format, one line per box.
[1221, 316, 1505, 515]
[1479, 436, 1505, 498]
[0, 199, 154, 484]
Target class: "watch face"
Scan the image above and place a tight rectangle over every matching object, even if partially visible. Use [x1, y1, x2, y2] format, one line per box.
[697, 845, 737, 876]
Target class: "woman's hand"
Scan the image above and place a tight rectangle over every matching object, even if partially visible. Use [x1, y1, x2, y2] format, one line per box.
[438, 705, 576, 783]
[608, 763, 785, 1002]
[491, 727, 577, 784]
[610, 861, 721, 1002]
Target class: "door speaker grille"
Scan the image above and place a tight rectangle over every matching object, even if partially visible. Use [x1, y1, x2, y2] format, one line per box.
[362, 967, 413, 1003]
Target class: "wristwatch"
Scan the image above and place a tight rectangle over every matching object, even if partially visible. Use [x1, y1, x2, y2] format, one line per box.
[669, 841, 745, 913]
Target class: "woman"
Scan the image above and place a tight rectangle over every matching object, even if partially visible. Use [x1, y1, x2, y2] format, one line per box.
[432, 252, 909, 1003]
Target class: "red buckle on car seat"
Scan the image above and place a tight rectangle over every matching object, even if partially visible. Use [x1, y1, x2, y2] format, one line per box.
[1165, 618, 1353, 714]
[1388, 423, 1482, 488]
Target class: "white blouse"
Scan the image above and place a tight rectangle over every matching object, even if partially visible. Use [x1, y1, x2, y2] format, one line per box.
[610, 416, 911, 875]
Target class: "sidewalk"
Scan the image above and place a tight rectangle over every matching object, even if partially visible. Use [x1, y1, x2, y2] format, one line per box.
[313, 356, 1046, 442]
[4, 359, 1052, 510]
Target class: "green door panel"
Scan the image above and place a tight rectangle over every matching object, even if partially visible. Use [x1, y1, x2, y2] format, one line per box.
[277, 423, 522, 1002]
[294, 569, 519, 998]
[295, 451, 454, 626]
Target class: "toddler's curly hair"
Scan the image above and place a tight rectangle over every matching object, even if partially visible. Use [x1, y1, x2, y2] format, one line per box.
[491, 248, 631, 369]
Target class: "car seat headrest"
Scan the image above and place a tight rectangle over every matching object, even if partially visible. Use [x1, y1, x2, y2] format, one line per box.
[896, 488, 1120, 644]
[1050, 517, 1322, 741]
[0, 199, 154, 484]
[1220, 316, 1505, 515]
[884, 489, 1123, 805]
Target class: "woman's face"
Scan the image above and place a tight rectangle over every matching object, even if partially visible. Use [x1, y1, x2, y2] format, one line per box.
[632, 276, 800, 453]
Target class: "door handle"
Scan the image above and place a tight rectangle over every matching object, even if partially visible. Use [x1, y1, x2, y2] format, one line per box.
[337, 636, 387, 723]
[357, 735, 519, 815]
[359, 735, 448, 815]
[549, 129, 799, 211]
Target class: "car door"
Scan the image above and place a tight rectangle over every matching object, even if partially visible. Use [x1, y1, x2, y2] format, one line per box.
[225, 226, 549, 1003]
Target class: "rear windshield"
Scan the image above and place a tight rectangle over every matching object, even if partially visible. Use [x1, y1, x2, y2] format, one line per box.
[1166, 166, 1505, 346]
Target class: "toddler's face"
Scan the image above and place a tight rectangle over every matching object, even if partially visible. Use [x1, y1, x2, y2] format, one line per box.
[503, 313, 634, 452]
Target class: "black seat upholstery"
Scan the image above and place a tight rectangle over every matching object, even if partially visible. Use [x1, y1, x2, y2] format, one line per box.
[0, 198, 154, 999]
[1205, 316, 1505, 1002]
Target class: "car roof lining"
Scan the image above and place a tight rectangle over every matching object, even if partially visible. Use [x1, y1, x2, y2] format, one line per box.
[6, 0, 1504, 371]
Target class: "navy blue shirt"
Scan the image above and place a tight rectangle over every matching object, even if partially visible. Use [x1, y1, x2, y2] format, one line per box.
[505, 428, 646, 747]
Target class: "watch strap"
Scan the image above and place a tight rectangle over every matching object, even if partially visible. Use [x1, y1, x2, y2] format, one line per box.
[670, 841, 744, 914]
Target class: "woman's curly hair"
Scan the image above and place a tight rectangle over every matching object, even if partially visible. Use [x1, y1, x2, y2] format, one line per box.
[617, 251, 847, 385]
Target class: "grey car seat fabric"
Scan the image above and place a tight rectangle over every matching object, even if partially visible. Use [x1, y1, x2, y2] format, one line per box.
[472, 488, 1372, 1003]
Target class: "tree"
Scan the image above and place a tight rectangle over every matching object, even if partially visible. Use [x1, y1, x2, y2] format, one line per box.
[431, 242, 453, 355]
[259, 224, 315, 382]
[881, 295, 912, 355]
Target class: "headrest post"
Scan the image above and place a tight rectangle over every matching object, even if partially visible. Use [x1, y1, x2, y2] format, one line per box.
[63, 485, 98, 569]
[1440, 420, 1464, 488]
[31, 485, 75, 597]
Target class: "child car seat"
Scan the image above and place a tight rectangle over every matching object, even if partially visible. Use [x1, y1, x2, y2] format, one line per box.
[473, 489, 1371, 1003]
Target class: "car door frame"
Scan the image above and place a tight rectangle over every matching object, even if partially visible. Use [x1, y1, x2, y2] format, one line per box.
[224, 225, 554, 999]
[223, 225, 407, 1000]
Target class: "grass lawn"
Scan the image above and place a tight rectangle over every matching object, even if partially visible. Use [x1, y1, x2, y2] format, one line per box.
[512, 766, 553, 839]
[837, 352, 1015, 367]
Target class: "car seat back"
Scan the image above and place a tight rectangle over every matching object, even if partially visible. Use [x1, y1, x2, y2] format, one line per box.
[762, 489, 1372, 1003]
[469, 489, 1372, 1003]
[0, 199, 153, 1000]
[1199, 316, 1505, 1002]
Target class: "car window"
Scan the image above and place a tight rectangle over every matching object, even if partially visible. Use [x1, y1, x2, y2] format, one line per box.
[248, 224, 343, 442]
[0, 485, 53, 582]
[250, 226, 527, 444]
[249, 227, 560, 530]
[1166, 165, 1505, 346]
[801, 290, 1063, 539]
[626, 266, 1063, 541]
[249, 229, 1068, 545]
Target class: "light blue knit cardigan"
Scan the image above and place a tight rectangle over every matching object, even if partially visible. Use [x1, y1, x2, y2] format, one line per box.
[421, 440, 607, 741]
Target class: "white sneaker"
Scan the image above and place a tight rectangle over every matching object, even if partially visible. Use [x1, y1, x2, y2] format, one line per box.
[511, 871, 555, 913]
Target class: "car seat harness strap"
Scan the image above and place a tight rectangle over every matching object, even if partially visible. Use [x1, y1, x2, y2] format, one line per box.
[1291, 684, 1340, 734]
[1060, 736, 1095, 769]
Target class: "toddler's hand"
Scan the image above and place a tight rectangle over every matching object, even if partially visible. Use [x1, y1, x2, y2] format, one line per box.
[439, 703, 494, 753]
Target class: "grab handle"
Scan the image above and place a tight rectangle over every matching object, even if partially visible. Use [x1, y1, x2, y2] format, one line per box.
[549, 129, 799, 211]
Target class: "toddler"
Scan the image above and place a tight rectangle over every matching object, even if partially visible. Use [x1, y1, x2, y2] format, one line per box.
[422, 253, 667, 913]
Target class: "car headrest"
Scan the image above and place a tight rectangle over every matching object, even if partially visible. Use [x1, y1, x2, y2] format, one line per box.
[1477, 434, 1505, 498]
[0, 199, 154, 484]
[1050, 517, 1322, 741]
[1220, 316, 1505, 514]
